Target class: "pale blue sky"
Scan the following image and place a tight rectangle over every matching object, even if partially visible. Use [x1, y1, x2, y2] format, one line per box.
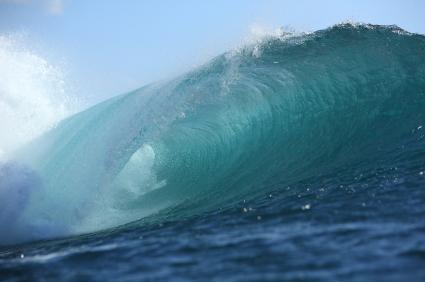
[1, 0, 424, 104]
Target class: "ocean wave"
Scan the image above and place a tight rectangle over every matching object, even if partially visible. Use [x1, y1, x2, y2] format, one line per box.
[2, 23, 425, 245]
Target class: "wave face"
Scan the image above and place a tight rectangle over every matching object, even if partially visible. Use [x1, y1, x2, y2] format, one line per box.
[2, 24, 425, 245]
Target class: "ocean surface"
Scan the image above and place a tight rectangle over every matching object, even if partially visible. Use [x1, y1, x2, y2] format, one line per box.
[1, 23, 425, 281]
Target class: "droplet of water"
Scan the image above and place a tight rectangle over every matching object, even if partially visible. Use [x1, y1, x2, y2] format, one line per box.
[301, 204, 311, 210]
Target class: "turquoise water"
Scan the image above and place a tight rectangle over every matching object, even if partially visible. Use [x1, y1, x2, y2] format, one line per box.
[1, 23, 425, 281]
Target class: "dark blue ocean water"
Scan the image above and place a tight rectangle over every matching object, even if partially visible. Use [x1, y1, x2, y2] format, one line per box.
[1, 23, 425, 281]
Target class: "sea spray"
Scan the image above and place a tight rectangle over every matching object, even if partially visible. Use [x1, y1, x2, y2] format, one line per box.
[0, 34, 70, 159]
[0, 34, 73, 243]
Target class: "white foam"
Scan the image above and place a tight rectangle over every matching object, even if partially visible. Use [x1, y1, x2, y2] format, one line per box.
[0, 34, 71, 160]
[226, 23, 310, 59]
[248, 23, 289, 40]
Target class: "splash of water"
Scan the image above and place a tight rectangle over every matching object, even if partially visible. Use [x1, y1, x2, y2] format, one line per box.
[0, 34, 70, 160]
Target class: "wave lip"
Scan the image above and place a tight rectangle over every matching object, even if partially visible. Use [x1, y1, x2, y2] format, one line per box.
[2, 23, 425, 245]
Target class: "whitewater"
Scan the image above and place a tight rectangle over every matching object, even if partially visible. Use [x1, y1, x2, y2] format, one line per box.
[1, 23, 425, 281]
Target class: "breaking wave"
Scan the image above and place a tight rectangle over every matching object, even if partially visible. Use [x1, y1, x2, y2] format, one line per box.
[1, 23, 425, 245]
